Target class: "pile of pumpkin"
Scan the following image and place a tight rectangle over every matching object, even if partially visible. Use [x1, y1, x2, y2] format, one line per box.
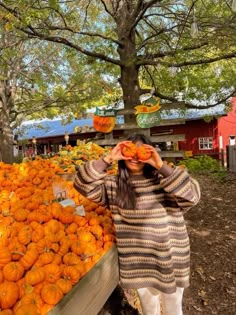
[50, 141, 112, 174]
[0, 157, 115, 315]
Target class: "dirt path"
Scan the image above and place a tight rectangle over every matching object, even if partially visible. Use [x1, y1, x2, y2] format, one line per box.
[183, 173, 236, 315]
[99, 173, 236, 315]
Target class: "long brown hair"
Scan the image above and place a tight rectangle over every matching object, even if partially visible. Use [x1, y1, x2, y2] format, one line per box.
[115, 134, 158, 209]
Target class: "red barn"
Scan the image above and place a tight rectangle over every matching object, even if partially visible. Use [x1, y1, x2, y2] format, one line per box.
[218, 97, 236, 150]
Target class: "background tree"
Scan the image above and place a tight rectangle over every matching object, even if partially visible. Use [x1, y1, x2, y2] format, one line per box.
[0, 17, 112, 163]
[0, 0, 235, 120]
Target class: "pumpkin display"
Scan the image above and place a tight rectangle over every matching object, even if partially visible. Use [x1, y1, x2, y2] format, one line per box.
[0, 143, 117, 313]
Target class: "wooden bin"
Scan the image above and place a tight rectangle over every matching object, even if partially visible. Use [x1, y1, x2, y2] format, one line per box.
[49, 246, 119, 315]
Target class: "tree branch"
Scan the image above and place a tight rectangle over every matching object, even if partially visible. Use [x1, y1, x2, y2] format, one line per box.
[130, 0, 163, 33]
[140, 88, 236, 110]
[99, 0, 113, 16]
[138, 41, 209, 59]
[0, 2, 122, 65]
[20, 25, 123, 66]
[138, 50, 236, 67]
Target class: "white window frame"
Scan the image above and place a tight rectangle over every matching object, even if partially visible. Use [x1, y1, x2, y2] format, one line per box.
[198, 137, 213, 150]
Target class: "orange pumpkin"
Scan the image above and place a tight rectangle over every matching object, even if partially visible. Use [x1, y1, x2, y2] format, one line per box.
[58, 211, 74, 224]
[41, 283, 63, 305]
[43, 264, 61, 283]
[18, 226, 32, 245]
[0, 281, 19, 309]
[0, 247, 11, 269]
[14, 304, 40, 315]
[13, 209, 30, 222]
[136, 145, 152, 160]
[25, 266, 46, 286]
[0, 270, 4, 284]
[63, 253, 82, 266]
[40, 304, 54, 315]
[20, 292, 43, 309]
[121, 142, 137, 158]
[55, 278, 72, 294]
[89, 225, 103, 239]
[9, 241, 26, 261]
[0, 309, 13, 315]
[20, 249, 39, 270]
[37, 252, 55, 266]
[3, 262, 24, 282]
[31, 226, 45, 243]
[62, 265, 81, 285]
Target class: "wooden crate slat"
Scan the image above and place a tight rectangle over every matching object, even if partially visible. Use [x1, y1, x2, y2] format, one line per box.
[49, 246, 119, 315]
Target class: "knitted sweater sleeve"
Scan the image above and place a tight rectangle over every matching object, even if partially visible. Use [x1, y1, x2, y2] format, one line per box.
[73, 158, 111, 206]
[160, 166, 201, 213]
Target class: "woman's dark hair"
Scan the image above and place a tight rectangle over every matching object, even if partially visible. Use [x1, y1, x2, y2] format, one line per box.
[115, 134, 158, 209]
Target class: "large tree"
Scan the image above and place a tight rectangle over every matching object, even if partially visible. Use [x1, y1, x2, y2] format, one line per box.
[0, 0, 235, 119]
[0, 18, 108, 163]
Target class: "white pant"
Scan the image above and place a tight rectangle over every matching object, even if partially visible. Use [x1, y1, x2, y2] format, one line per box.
[137, 287, 184, 315]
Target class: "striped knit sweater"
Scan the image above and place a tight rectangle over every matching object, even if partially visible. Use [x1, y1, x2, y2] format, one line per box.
[74, 159, 201, 294]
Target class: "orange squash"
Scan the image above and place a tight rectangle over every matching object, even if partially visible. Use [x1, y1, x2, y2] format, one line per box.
[18, 226, 32, 245]
[3, 262, 24, 282]
[62, 265, 81, 285]
[55, 278, 72, 294]
[14, 304, 40, 315]
[20, 249, 39, 270]
[0, 247, 11, 269]
[20, 292, 43, 309]
[0, 281, 19, 309]
[43, 264, 61, 283]
[136, 145, 152, 160]
[41, 283, 63, 305]
[0, 310, 13, 315]
[121, 142, 137, 158]
[25, 266, 46, 286]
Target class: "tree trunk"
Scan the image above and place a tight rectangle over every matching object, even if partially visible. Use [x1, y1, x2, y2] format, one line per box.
[117, 20, 141, 125]
[0, 80, 14, 164]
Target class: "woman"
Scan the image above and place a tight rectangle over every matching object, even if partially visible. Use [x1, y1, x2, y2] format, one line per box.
[74, 134, 201, 315]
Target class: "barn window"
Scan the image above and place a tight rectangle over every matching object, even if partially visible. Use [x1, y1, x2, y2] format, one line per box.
[198, 137, 213, 150]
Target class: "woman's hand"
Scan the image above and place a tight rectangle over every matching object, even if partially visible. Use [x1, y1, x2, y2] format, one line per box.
[103, 141, 132, 164]
[138, 144, 164, 170]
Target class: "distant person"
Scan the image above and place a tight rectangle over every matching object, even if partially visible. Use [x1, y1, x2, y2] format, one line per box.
[74, 134, 201, 315]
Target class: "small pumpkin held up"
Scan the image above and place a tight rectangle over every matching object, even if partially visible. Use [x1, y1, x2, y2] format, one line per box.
[121, 143, 152, 160]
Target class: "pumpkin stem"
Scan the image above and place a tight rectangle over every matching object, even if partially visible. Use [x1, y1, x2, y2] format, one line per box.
[11, 251, 24, 256]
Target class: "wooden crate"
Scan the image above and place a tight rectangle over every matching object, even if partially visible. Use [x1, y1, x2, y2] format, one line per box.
[49, 246, 119, 315]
